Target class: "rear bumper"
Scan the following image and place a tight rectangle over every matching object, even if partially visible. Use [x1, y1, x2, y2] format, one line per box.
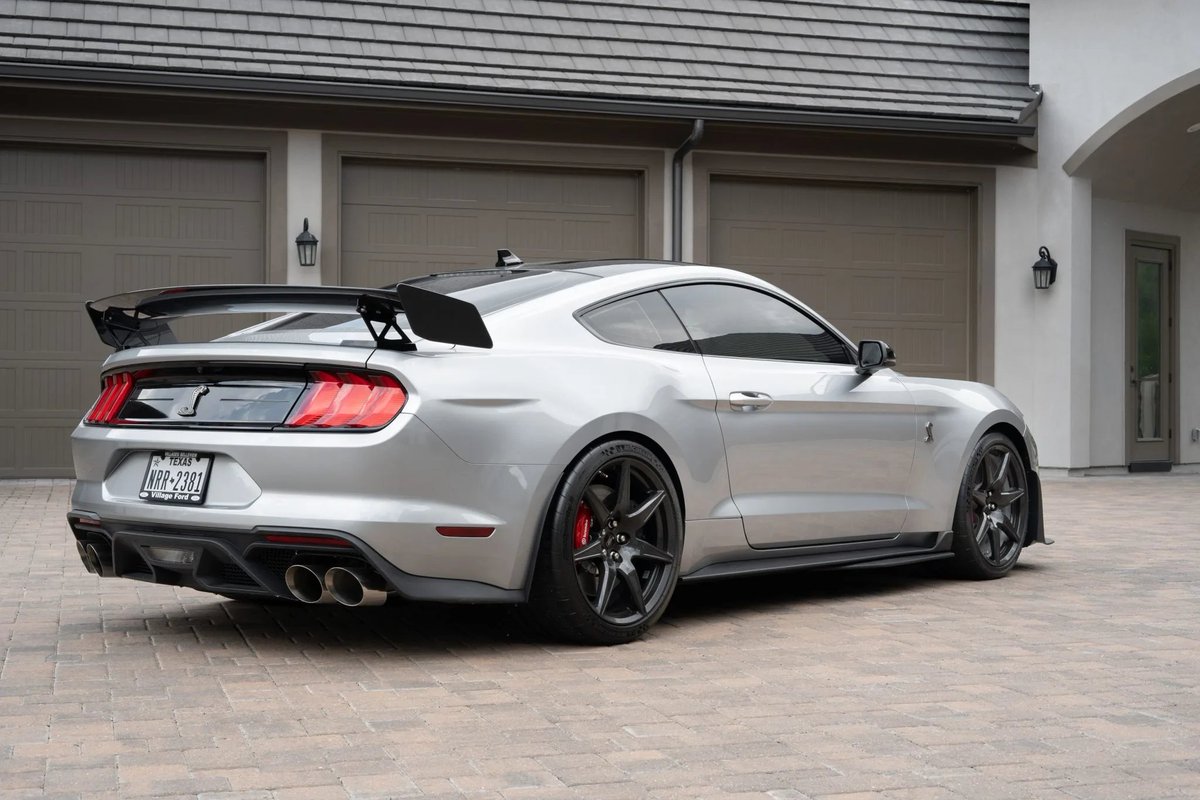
[69, 414, 561, 593]
[66, 512, 523, 603]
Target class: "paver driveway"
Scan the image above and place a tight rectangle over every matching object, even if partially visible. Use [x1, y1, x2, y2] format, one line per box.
[1, 476, 1198, 800]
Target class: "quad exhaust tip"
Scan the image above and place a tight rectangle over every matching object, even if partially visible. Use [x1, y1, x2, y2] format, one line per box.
[284, 564, 336, 604]
[83, 542, 115, 577]
[324, 566, 388, 607]
[77, 541, 98, 574]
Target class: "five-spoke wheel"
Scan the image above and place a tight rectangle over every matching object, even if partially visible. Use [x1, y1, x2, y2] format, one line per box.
[529, 440, 682, 644]
[950, 432, 1028, 579]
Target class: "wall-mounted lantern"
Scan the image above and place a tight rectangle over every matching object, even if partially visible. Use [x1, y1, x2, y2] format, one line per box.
[295, 218, 318, 267]
[1032, 246, 1057, 289]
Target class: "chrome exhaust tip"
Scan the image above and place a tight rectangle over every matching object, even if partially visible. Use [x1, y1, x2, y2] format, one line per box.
[76, 541, 98, 574]
[324, 566, 388, 607]
[84, 543, 114, 577]
[284, 564, 335, 604]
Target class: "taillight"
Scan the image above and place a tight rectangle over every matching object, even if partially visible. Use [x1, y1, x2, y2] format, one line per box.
[284, 371, 407, 429]
[84, 372, 135, 424]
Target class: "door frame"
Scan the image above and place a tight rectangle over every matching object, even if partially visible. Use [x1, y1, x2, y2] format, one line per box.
[1125, 231, 1180, 466]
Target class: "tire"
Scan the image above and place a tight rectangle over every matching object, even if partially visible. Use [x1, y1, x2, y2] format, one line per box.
[948, 431, 1029, 580]
[527, 440, 683, 645]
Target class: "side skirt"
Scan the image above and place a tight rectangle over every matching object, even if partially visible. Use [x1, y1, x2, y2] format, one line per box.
[679, 530, 954, 583]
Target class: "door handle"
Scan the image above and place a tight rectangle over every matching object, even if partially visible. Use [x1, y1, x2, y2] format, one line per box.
[730, 391, 772, 411]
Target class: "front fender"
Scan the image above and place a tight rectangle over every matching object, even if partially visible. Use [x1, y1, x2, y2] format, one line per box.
[902, 377, 1036, 536]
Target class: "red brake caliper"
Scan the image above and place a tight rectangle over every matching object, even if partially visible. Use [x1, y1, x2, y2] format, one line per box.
[573, 502, 593, 549]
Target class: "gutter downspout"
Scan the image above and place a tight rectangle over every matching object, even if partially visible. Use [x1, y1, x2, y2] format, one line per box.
[1017, 84, 1044, 125]
[671, 119, 705, 261]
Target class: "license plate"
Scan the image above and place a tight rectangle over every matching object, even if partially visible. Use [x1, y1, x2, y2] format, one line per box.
[139, 451, 213, 505]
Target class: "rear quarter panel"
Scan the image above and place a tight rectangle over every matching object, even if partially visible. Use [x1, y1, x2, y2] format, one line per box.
[366, 311, 733, 523]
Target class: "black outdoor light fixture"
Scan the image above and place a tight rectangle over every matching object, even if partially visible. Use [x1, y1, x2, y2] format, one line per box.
[1032, 246, 1057, 289]
[295, 218, 318, 267]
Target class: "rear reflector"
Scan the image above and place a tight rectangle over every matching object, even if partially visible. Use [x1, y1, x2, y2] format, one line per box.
[284, 371, 407, 430]
[262, 534, 353, 547]
[436, 526, 495, 538]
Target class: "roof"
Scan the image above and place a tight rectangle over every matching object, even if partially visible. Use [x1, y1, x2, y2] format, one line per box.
[0, 0, 1035, 126]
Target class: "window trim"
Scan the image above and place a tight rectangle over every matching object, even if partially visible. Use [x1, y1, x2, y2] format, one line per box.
[576, 280, 856, 364]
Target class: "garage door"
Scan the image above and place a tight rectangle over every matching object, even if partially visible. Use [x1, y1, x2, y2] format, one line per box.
[710, 177, 973, 380]
[341, 160, 642, 286]
[0, 147, 265, 478]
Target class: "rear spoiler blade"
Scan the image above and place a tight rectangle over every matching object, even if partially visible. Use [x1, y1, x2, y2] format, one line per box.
[85, 284, 493, 352]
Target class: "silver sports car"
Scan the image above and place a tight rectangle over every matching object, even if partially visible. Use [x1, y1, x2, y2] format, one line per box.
[69, 252, 1047, 644]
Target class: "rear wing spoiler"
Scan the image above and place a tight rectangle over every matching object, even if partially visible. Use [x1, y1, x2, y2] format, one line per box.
[84, 284, 493, 352]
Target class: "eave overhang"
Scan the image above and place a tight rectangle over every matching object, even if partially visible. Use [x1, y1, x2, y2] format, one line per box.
[0, 62, 1039, 140]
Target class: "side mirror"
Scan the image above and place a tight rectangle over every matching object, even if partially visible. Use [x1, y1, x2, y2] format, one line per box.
[856, 340, 896, 375]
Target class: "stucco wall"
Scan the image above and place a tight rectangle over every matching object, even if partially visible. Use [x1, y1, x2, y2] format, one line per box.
[1014, 0, 1200, 469]
[1090, 198, 1200, 466]
[992, 166, 1039, 430]
[1030, 0, 1200, 167]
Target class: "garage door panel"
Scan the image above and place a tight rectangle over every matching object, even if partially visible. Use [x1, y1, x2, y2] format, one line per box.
[113, 252, 257, 288]
[350, 162, 638, 216]
[0, 146, 265, 477]
[16, 197, 84, 239]
[0, 302, 107, 364]
[2, 194, 262, 249]
[427, 213, 481, 249]
[342, 254, 489, 288]
[505, 214, 639, 257]
[19, 148, 85, 191]
[896, 190, 971, 230]
[710, 222, 782, 262]
[759, 270, 832, 314]
[711, 176, 973, 380]
[16, 250, 85, 299]
[342, 159, 641, 285]
[855, 322, 968, 379]
[14, 423, 74, 473]
[833, 271, 968, 322]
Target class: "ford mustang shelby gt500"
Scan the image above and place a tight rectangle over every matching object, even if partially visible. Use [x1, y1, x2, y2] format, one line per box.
[69, 253, 1047, 644]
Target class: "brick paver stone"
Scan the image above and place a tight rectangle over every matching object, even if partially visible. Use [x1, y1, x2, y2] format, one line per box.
[1, 476, 1199, 799]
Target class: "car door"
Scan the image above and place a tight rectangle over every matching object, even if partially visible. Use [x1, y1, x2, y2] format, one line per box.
[660, 283, 917, 548]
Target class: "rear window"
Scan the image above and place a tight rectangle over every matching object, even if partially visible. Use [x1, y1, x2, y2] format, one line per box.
[248, 269, 595, 339]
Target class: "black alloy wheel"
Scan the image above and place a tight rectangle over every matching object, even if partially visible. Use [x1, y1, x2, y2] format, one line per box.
[949, 432, 1028, 579]
[528, 440, 682, 645]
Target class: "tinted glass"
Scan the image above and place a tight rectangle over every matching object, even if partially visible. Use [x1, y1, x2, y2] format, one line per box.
[403, 269, 596, 314]
[582, 292, 695, 352]
[264, 269, 596, 334]
[661, 284, 851, 364]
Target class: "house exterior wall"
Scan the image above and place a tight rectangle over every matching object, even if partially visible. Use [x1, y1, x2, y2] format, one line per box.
[1090, 199, 1200, 467]
[994, 0, 1200, 470]
[286, 130, 323, 285]
[1031, 0, 1200, 172]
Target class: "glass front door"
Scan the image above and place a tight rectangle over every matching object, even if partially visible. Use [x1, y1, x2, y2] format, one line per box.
[1127, 244, 1173, 465]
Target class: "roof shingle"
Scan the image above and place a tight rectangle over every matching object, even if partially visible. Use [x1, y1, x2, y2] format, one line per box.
[0, 0, 1034, 122]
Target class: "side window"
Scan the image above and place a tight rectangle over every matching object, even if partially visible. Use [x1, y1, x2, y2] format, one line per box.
[660, 284, 852, 364]
[581, 292, 695, 352]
